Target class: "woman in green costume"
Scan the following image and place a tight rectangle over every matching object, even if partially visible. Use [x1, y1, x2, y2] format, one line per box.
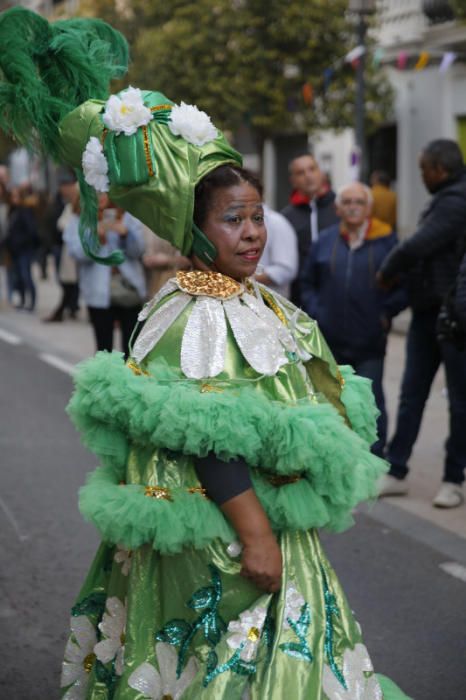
[0, 8, 411, 699]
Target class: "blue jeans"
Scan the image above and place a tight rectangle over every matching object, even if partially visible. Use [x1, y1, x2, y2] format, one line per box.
[387, 310, 466, 484]
[12, 251, 36, 310]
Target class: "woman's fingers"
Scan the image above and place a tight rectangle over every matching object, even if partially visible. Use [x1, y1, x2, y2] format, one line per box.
[240, 566, 281, 593]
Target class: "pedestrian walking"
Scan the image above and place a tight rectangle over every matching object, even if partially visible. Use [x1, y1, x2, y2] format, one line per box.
[43, 177, 81, 322]
[4, 186, 39, 311]
[0, 8, 411, 699]
[300, 181, 406, 457]
[377, 139, 466, 508]
[64, 195, 146, 358]
[255, 204, 298, 298]
[281, 154, 339, 307]
[0, 176, 9, 304]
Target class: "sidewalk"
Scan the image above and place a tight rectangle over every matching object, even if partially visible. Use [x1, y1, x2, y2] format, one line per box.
[1, 265, 465, 541]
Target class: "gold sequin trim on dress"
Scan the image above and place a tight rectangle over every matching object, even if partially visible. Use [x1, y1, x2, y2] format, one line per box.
[144, 485, 172, 500]
[336, 369, 345, 388]
[142, 125, 154, 177]
[176, 270, 244, 299]
[200, 383, 224, 394]
[260, 288, 287, 325]
[187, 487, 208, 496]
[126, 360, 150, 376]
[144, 485, 208, 500]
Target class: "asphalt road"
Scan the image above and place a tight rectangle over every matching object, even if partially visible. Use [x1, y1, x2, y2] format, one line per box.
[1, 337, 465, 700]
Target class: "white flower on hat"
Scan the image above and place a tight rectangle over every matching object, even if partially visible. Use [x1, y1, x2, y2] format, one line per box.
[82, 137, 109, 192]
[168, 102, 218, 147]
[103, 86, 152, 136]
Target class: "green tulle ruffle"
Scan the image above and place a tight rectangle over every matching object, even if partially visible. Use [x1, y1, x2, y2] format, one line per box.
[68, 351, 387, 552]
[338, 364, 380, 446]
[78, 464, 235, 552]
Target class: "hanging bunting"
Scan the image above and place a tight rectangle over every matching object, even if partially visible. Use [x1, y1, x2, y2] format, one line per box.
[397, 51, 408, 70]
[344, 45, 366, 63]
[286, 96, 298, 113]
[439, 52, 457, 73]
[373, 47, 384, 67]
[302, 83, 313, 106]
[414, 51, 430, 71]
[323, 67, 335, 92]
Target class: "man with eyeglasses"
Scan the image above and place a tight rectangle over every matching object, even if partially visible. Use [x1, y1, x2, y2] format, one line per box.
[300, 181, 406, 457]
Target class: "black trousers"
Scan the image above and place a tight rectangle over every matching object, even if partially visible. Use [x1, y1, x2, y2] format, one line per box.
[387, 310, 466, 484]
[56, 282, 80, 316]
[87, 305, 141, 359]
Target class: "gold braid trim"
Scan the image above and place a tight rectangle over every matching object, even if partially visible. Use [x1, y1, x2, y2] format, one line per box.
[126, 360, 150, 377]
[144, 485, 172, 500]
[200, 383, 224, 394]
[150, 104, 173, 112]
[143, 485, 208, 500]
[259, 288, 288, 326]
[142, 125, 154, 177]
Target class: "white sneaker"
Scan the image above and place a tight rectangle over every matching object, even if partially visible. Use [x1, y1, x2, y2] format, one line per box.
[378, 474, 409, 497]
[432, 483, 464, 509]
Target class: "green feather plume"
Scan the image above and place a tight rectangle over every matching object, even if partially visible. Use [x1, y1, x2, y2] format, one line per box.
[0, 7, 129, 265]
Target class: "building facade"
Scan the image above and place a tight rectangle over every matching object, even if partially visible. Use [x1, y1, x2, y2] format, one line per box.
[375, 0, 466, 235]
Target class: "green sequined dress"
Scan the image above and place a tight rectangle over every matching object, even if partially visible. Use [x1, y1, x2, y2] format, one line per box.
[61, 272, 411, 700]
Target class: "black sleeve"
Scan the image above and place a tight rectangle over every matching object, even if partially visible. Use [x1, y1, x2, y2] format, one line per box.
[194, 453, 252, 505]
[380, 193, 466, 281]
[455, 253, 466, 326]
[299, 242, 320, 318]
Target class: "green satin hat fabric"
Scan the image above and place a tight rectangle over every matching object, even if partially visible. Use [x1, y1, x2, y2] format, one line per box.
[58, 90, 242, 255]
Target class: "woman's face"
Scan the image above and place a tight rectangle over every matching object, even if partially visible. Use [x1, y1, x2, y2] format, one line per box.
[200, 181, 266, 280]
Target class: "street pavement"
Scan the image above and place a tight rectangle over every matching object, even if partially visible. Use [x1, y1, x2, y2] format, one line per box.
[1, 268, 466, 699]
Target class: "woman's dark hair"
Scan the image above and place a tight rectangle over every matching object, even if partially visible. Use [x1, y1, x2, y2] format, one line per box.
[193, 165, 263, 228]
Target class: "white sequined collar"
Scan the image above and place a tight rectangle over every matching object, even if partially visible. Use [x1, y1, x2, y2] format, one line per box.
[132, 271, 310, 379]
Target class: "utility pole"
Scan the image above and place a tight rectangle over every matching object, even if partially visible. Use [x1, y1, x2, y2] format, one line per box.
[349, 0, 376, 182]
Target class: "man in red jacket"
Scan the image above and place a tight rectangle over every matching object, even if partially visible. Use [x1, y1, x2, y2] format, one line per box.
[281, 154, 339, 307]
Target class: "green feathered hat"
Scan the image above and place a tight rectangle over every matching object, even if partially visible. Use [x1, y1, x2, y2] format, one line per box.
[0, 7, 242, 265]
[58, 89, 242, 263]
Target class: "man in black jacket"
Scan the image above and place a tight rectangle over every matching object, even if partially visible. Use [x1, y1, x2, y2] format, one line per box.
[455, 251, 466, 328]
[281, 154, 339, 307]
[378, 139, 466, 508]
